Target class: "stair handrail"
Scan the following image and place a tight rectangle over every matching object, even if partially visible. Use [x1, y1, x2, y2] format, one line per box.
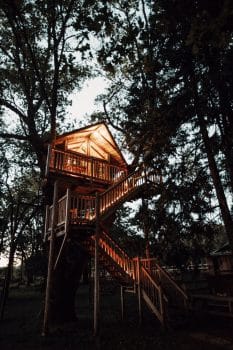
[140, 264, 160, 291]
[100, 226, 132, 261]
[100, 167, 144, 196]
[155, 263, 188, 301]
[99, 167, 158, 217]
[140, 258, 188, 302]
[136, 258, 165, 325]
[98, 230, 136, 279]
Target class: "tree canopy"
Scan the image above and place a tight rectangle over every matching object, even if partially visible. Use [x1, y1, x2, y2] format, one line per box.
[87, 0, 233, 253]
[1, 0, 233, 274]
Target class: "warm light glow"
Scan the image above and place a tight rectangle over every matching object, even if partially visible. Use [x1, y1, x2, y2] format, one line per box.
[56, 122, 126, 166]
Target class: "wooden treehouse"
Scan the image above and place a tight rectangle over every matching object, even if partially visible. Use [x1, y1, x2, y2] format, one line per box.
[42, 122, 189, 335]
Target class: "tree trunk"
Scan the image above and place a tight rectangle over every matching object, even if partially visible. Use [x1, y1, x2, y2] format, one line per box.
[49, 239, 88, 323]
[0, 244, 15, 320]
[142, 199, 150, 259]
[198, 115, 233, 250]
[218, 115, 233, 195]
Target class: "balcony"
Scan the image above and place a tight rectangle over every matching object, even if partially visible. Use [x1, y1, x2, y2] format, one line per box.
[44, 168, 159, 239]
[46, 147, 128, 184]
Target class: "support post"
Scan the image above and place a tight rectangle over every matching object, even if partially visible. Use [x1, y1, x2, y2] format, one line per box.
[137, 257, 142, 325]
[91, 158, 93, 181]
[42, 180, 59, 336]
[64, 187, 71, 235]
[43, 205, 49, 242]
[120, 286, 125, 321]
[94, 193, 100, 336]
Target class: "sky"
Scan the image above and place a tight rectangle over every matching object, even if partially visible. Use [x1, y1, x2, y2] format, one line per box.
[67, 77, 108, 123]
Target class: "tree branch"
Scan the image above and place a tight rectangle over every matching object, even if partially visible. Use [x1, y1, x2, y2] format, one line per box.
[0, 133, 28, 141]
[0, 99, 27, 122]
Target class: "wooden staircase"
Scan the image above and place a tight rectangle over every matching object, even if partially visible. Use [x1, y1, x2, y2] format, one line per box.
[45, 165, 189, 327]
[82, 227, 188, 327]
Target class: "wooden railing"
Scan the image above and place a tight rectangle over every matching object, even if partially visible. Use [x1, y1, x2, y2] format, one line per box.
[90, 230, 165, 325]
[70, 193, 96, 223]
[45, 167, 159, 236]
[57, 195, 67, 226]
[141, 258, 188, 309]
[99, 168, 159, 217]
[139, 262, 165, 325]
[47, 147, 127, 183]
[99, 230, 136, 279]
[46, 193, 68, 233]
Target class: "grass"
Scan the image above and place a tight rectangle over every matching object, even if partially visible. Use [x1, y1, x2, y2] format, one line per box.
[0, 281, 233, 349]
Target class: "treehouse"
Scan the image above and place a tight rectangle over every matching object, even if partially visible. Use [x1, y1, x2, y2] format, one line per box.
[46, 122, 128, 187]
[44, 122, 157, 238]
[42, 122, 189, 336]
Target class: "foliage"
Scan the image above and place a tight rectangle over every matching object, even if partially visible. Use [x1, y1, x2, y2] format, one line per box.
[1, 0, 233, 288]
[88, 0, 233, 257]
[110, 205, 146, 257]
[0, 0, 93, 173]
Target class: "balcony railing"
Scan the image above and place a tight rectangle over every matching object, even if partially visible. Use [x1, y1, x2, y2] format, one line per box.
[46, 147, 127, 183]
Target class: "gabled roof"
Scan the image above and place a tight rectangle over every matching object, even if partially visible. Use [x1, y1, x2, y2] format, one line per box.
[55, 122, 127, 167]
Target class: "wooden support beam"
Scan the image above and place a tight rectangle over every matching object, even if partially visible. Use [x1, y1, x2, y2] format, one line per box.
[43, 205, 49, 242]
[42, 180, 59, 336]
[94, 193, 100, 336]
[137, 257, 142, 325]
[64, 188, 71, 235]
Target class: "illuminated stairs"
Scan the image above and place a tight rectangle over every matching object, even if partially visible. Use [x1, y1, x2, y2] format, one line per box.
[81, 227, 189, 327]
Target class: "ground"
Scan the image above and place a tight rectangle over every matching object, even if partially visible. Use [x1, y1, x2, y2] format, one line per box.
[0, 281, 233, 350]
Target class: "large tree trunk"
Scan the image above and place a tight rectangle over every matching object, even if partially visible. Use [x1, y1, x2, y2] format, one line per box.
[0, 244, 15, 320]
[49, 239, 88, 323]
[198, 115, 233, 250]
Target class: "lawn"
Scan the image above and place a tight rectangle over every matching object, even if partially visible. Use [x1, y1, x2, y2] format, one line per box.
[0, 281, 233, 350]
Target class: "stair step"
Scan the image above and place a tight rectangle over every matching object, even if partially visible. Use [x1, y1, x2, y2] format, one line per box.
[80, 228, 191, 327]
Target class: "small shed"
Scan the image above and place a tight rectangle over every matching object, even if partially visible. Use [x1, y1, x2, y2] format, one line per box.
[207, 242, 233, 275]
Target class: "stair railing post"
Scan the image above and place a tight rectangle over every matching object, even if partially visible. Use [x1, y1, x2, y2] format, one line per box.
[94, 192, 100, 336]
[42, 180, 59, 336]
[137, 256, 142, 325]
[65, 188, 71, 235]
